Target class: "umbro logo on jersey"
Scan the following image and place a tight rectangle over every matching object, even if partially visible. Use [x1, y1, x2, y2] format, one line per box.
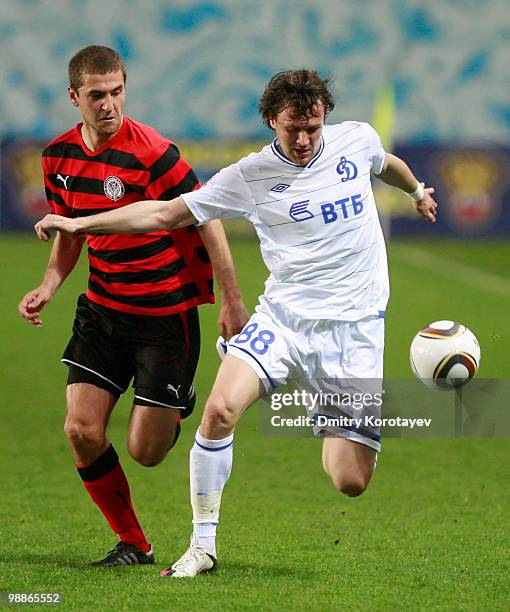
[104, 176, 125, 201]
[270, 183, 290, 193]
[166, 383, 181, 397]
[56, 174, 70, 189]
[336, 156, 358, 182]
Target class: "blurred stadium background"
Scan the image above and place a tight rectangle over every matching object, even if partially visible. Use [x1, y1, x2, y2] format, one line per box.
[2, 0, 510, 236]
[1, 2, 509, 610]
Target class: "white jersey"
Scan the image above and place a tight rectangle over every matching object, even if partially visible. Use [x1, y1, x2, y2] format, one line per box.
[183, 121, 388, 321]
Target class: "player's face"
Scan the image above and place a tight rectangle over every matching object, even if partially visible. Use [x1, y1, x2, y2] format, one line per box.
[68, 70, 126, 141]
[270, 102, 325, 165]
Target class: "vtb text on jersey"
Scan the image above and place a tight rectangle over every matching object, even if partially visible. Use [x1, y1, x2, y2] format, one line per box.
[183, 122, 388, 321]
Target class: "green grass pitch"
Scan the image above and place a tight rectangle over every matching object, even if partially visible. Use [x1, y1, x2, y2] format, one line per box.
[0, 234, 509, 610]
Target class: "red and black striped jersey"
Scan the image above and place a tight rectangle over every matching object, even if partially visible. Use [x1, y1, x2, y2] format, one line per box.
[42, 116, 214, 316]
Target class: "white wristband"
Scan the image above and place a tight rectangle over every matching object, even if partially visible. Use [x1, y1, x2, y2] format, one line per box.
[407, 182, 424, 201]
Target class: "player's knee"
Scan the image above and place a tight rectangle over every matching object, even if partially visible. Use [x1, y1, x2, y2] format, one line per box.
[128, 421, 180, 467]
[64, 418, 104, 453]
[130, 448, 165, 467]
[340, 479, 367, 497]
[329, 472, 368, 497]
[127, 440, 168, 467]
[202, 393, 237, 433]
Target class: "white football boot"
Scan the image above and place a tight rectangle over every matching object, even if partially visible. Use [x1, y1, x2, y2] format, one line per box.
[160, 543, 217, 578]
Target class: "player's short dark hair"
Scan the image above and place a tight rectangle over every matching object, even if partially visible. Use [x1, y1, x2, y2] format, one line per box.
[258, 69, 335, 128]
[68, 45, 127, 90]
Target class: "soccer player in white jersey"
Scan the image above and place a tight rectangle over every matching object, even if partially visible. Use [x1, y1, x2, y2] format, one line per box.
[35, 69, 437, 578]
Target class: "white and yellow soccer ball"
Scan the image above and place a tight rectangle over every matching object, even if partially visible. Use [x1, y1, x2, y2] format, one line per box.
[410, 321, 481, 390]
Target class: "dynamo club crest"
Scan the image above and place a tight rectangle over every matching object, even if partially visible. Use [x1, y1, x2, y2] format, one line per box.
[336, 156, 358, 182]
[104, 175, 125, 201]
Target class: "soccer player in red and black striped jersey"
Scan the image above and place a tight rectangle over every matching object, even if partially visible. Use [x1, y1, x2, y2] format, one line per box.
[18, 46, 249, 567]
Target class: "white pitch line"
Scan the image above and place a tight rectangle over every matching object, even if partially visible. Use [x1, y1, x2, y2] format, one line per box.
[393, 246, 510, 298]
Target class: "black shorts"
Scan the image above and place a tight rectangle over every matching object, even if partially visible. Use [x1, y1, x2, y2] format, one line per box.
[62, 294, 200, 418]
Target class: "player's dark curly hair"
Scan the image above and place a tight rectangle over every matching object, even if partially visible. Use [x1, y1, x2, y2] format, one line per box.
[68, 45, 127, 90]
[258, 69, 335, 128]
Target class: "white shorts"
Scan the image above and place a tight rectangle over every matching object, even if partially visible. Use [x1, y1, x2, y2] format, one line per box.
[226, 299, 384, 451]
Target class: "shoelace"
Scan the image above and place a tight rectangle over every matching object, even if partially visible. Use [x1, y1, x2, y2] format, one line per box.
[171, 546, 204, 572]
[104, 542, 132, 561]
[105, 542, 136, 562]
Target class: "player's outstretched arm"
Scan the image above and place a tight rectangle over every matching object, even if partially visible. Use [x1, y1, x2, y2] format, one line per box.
[34, 196, 196, 241]
[376, 153, 438, 223]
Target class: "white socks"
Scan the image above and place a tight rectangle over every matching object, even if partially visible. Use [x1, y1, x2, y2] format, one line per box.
[190, 430, 233, 557]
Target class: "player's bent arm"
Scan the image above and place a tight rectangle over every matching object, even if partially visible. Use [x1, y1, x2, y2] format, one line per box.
[198, 221, 243, 303]
[376, 153, 438, 223]
[197, 220, 250, 338]
[43, 231, 85, 293]
[19, 232, 84, 325]
[35, 197, 196, 240]
[376, 153, 421, 194]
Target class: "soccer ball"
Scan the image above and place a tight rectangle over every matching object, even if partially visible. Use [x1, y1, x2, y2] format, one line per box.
[410, 320, 481, 390]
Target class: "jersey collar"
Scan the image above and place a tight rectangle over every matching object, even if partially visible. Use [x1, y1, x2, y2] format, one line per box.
[271, 135, 325, 168]
[77, 115, 128, 156]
